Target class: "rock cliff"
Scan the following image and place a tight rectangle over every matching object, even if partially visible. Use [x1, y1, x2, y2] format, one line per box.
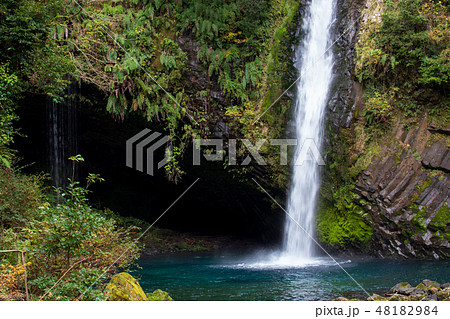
[324, 0, 449, 258]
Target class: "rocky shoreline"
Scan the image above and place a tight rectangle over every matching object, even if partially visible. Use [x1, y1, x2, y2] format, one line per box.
[334, 280, 450, 301]
[139, 227, 261, 256]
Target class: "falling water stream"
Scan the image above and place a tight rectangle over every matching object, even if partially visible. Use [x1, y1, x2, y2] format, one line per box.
[46, 80, 78, 188]
[281, 0, 336, 263]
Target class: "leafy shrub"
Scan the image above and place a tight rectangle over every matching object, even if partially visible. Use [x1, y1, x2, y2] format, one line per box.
[0, 0, 71, 99]
[0, 166, 45, 231]
[0, 63, 20, 167]
[363, 91, 392, 126]
[22, 174, 140, 300]
[0, 261, 31, 300]
[1, 156, 140, 300]
[357, 0, 449, 92]
[418, 50, 450, 87]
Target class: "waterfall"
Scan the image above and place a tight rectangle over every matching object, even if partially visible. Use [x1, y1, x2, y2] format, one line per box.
[46, 80, 78, 188]
[282, 0, 336, 261]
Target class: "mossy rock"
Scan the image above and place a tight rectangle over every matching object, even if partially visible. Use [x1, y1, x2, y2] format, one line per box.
[421, 280, 441, 293]
[415, 283, 427, 292]
[428, 287, 440, 295]
[146, 289, 173, 301]
[367, 294, 387, 301]
[421, 280, 440, 288]
[437, 288, 450, 301]
[105, 273, 148, 301]
[388, 294, 410, 301]
[388, 282, 412, 295]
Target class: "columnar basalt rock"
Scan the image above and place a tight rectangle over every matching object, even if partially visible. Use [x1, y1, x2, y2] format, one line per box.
[354, 117, 449, 258]
[324, 0, 449, 259]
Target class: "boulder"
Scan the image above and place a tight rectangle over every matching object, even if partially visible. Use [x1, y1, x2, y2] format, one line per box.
[146, 289, 173, 301]
[105, 273, 148, 301]
[437, 288, 450, 301]
[421, 280, 440, 289]
[388, 282, 412, 295]
[414, 283, 427, 296]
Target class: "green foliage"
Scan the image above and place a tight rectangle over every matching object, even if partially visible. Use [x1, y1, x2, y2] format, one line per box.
[0, 0, 73, 99]
[70, 0, 187, 123]
[23, 177, 140, 300]
[29, 269, 108, 301]
[362, 90, 392, 126]
[418, 51, 450, 86]
[0, 63, 20, 165]
[0, 159, 140, 300]
[1, 0, 299, 183]
[379, 0, 428, 77]
[27, 181, 107, 259]
[0, 166, 45, 232]
[27, 42, 75, 101]
[178, 0, 270, 48]
[177, 0, 272, 105]
[357, 0, 449, 93]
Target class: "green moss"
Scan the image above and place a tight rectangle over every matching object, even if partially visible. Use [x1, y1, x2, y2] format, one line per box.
[105, 273, 148, 301]
[417, 178, 433, 196]
[317, 199, 373, 248]
[429, 203, 449, 231]
[409, 178, 432, 233]
[146, 289, 173, 301]
[416, 283, 427, 290]
[412, 211, 428, 235]
[408, 177, 449, 236]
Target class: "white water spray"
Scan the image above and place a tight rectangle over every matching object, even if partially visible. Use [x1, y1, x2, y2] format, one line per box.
[281, 0, 336, 263]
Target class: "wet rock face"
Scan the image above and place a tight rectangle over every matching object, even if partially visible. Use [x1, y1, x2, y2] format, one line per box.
[325, 0, 365, 146]
[355, 118, 449, 259]
[320, 0, 449, 259]
[176, 36, 230, 139]
[422, 139, 450, 173]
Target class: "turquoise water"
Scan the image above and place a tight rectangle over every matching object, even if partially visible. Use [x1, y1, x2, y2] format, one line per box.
[135, 252, 450, 301]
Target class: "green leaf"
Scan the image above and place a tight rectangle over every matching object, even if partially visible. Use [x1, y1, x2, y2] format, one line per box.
[1, 156, 11, 168]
